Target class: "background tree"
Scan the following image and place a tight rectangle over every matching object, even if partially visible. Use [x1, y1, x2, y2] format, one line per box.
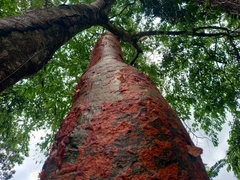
[0, 0, 239, 178]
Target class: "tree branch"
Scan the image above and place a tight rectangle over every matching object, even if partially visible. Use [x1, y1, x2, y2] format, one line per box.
[0, 0, 113, 93]
[129, 46, 143, 66]
[117, 1, 135, 17]
[193, 26, 230, 32]
[102, 21, 143, 65]
[133, 29, 240, 38]
[103, 23, 240, 65]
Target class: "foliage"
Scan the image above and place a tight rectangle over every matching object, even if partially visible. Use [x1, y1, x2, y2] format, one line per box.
[0, 143, 18, 180]
[227, 117, 240, 178]
[0, 88, 30, 179]
[208, 159, 227, 179]
[0, 0, 19, 17]
[0, 0, 239, 178]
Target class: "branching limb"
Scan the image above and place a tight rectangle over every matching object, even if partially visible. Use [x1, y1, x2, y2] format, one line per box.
[102, 22, 239, 65]
[102, 21, 133, 42]
[228, 36, 240, 63]
[130, 44, 143, 66]
[0, 0, 115, 93]
[193, 26, 231, 32]
[133, 27, 240, 38]
[102, 21, 143, 65]
[117, 1, 136, 17]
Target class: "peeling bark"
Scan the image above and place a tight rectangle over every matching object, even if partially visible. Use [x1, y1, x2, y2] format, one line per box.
[0, 0, 112, 93]
[40, 33, 209, 180]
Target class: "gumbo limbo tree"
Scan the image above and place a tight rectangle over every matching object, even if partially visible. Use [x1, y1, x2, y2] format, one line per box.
[0, 0, 239, 179]
[40, 33, 209, 179]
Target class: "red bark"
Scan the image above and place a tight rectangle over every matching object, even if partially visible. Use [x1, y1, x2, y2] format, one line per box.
[40, 33, 209, 179]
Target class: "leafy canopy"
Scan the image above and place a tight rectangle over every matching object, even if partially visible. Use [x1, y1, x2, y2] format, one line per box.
[0, 0, 239, 179]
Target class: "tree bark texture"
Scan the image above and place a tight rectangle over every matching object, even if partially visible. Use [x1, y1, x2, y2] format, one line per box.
[0, 0, 110, 93]
[194, 0, 240, 15]
[39, 33, 209, 180]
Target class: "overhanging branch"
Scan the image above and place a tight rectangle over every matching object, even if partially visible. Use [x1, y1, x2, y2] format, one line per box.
[0, 0, 114, 93]
[133, 29, 240, 39]
[102, 21, 239, 65]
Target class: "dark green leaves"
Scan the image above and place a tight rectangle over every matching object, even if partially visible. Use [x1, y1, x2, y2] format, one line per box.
[0, 89, 30, 179]
[139, 0, 187, 23]
[227, 117, 240, 178]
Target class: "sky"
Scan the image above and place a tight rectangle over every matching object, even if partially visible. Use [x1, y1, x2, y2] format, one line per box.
[11, 120, 237, 180]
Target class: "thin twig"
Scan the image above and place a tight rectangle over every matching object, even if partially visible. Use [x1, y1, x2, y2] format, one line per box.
[117, 1, 135, 16]
[183, 120, 213, 143]
[130, 46, 143, 65]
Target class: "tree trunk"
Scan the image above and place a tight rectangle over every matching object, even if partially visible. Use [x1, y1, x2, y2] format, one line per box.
[0, 0, 111, 93]
[39, 33, 209, 180]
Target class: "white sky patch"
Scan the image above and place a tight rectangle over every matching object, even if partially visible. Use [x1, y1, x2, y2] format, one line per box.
[12, 130, 46, 180]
